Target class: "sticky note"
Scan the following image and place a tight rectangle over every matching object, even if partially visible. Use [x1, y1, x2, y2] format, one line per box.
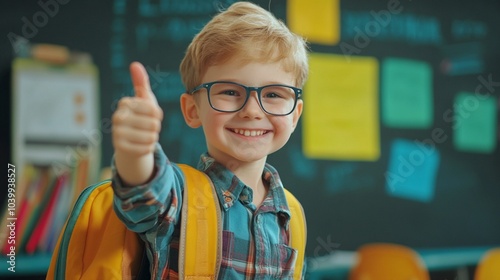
[381, 58, 433, 128]
[385, 139, 440, 203]
[287, 0, 340, 45]
[453, 92, 497, 153]
[303, 53, 380, 161]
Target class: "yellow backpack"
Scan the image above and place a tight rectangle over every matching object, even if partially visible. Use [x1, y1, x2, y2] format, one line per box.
[46, 164, 306, 279]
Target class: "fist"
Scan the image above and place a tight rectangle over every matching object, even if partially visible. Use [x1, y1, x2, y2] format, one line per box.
[112, 62, 164, 157]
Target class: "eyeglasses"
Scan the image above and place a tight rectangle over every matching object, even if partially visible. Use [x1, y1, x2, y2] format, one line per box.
[189, 81, 302, 116]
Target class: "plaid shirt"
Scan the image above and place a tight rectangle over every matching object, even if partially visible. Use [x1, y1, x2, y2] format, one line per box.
[112, 144, 304, 279]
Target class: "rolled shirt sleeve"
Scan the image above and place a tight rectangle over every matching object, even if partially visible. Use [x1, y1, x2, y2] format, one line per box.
[111, 143, 184, 233]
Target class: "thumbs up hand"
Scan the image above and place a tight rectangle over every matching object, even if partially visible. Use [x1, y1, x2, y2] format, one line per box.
[130, 61, 160, 103]
[112, 62, 164, 185]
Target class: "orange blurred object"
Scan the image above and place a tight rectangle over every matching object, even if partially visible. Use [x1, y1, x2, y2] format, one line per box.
[474, 248, 500, 280]
[349, 243, 430, 280]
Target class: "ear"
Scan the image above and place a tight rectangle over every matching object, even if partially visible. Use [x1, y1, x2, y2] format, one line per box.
[291, 99, 303, 132]
[180, 93, 202, 128]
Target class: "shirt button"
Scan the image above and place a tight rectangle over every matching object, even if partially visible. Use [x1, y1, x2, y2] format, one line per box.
[223, 191, 232, 203]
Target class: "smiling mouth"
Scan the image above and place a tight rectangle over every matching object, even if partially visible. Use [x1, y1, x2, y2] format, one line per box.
[229, 128, 270, 137]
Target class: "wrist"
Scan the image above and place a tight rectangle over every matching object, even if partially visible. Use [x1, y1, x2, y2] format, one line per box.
[115, 152, 155, 186]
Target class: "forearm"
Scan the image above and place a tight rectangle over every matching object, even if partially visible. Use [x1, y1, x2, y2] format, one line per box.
[114, 151, 155, 186]
[112, 144, 184, 233]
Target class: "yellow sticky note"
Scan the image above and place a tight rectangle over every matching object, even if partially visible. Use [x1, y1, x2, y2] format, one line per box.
[303, 54, 380, 161]
[287, 0, 340, 45]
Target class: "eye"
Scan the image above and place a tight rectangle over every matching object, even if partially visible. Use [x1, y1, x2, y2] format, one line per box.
[211, 83, 245, 96]
[221, 90, 239, 96]
[262, 86, 294, 99]
[264, 92, 283, 98]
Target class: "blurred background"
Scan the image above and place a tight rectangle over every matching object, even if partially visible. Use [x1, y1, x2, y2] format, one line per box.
[0, 0, 499, 279]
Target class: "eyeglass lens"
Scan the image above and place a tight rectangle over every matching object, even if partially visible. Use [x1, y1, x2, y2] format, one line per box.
[207, 82, 296, 115]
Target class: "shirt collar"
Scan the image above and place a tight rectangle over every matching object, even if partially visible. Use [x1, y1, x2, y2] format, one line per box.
[197, 153, 291, 217]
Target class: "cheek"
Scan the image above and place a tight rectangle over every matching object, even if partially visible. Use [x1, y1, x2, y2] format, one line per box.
[201, 112, 228, 138]
[272, 117, 295, 136]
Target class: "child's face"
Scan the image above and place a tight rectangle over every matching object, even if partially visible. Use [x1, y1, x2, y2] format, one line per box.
[186, 57, 303, 167]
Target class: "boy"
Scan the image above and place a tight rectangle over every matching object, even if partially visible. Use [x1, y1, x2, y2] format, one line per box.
[111, 1, 308, 279]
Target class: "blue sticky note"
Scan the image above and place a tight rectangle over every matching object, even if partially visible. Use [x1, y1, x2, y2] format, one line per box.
[385, 139, 440, 202]
[382, 58, 433, 128]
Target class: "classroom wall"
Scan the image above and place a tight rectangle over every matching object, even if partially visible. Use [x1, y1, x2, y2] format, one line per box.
[1, 0, 499, 260]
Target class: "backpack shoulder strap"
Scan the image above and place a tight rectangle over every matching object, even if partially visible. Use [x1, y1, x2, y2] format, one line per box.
[284, 188, 307, 280]
[178, 164, 222, 280]
[46, 181, 144, 280]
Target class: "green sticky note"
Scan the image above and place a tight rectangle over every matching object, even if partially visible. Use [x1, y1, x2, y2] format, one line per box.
[454, 92, 497, 153]
[382, 58, 433, 128]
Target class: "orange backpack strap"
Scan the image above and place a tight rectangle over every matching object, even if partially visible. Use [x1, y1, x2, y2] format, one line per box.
[178, 164, 222, 279]
[46, 181, 144, 280]
[284, 189, 307, 279]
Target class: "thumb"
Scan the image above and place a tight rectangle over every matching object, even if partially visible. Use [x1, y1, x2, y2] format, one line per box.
[130, 61, 157, 103]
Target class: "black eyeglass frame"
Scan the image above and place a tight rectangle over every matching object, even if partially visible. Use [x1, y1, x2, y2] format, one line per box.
[189, 81, 303, 116]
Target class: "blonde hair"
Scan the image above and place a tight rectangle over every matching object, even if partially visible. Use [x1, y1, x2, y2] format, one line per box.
[180, 1, 308, 91]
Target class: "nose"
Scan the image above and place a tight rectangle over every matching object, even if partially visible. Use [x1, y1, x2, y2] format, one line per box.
[238, 91, 264, 118]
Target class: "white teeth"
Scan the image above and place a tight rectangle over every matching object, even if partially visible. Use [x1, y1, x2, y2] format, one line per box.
[233, 129, 265, 137]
